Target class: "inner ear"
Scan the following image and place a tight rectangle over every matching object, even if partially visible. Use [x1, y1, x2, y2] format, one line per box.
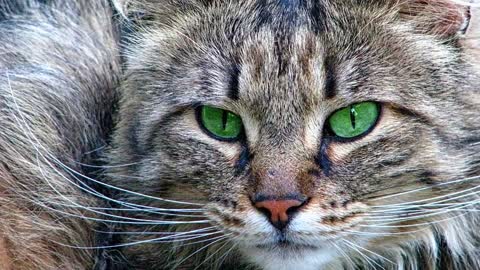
[399, 0, 471, 37]
[460, 5, 480, 61]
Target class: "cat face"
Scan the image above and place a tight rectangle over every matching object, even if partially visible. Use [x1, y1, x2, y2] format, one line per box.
[108, 0, 480, 268]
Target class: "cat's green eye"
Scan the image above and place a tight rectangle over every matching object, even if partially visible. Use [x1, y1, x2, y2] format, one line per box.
[328, 102, 380, 139]
[199, 106, 243, 140]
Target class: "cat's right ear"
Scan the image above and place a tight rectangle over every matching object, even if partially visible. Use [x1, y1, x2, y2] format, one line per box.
[398, 0, 471, 37]
[459, 4, 480, 62]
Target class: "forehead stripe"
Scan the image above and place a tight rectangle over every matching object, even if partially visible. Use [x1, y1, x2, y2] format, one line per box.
[324, 56, 337, 99]
[309, 0, 328, 34]
[228, 63, 241, 100]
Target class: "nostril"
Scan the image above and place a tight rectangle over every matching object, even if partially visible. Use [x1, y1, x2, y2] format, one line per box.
[286, 200, 307, 217]
[257, 206, 272, 220]
[253, 197, 309, 231]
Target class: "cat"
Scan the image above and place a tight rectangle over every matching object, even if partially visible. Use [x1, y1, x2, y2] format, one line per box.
[0, 0, 480, 269]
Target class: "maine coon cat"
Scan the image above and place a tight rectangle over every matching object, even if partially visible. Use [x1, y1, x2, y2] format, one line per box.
[0, 0, 479, 269]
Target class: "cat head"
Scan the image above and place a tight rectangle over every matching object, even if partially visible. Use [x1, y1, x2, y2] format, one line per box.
[107, 0, 480, 268]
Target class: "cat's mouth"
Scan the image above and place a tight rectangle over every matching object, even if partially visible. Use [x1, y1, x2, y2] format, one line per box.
[254, 234, 319, 251]
[255, 240, 318, 251]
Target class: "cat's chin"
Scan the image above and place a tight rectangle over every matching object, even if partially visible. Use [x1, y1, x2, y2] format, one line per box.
[240, 242, 339, 270]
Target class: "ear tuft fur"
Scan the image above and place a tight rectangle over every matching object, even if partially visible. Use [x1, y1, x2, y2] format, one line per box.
[399, 0, 471, 37]
[111, 0, 130, 17]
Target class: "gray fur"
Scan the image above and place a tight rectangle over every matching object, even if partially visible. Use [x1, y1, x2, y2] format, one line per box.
[0, 0, 120, 269]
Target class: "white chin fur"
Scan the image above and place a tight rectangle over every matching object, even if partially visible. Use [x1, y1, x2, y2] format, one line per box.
[241, 246, 340, 270]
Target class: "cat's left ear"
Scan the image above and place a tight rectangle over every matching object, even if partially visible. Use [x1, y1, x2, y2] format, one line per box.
[399, 0, 471, 37]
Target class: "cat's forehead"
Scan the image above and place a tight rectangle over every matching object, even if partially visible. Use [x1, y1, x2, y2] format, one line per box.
[206, 9, 388, 112]
[189, 2, 384, 101]
[130, 0, 447, 128]
[237, 29, 329, 113]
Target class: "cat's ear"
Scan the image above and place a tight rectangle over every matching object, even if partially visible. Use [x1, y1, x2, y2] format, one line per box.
[460, 5, 480, 60]
[111, 0, 129, 17]
[110, 0, 205, 24]
[110, 0, 163, 23]
[398, 0, 471, 37]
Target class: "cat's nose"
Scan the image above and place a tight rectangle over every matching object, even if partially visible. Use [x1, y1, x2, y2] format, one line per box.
[253, 197, 307, 231]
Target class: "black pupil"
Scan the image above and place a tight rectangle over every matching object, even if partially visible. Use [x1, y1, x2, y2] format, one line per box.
[350, 106, 356, 129]
[222, 110, 228, 130]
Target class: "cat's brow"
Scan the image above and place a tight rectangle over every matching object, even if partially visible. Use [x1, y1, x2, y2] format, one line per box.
[324, 56, 337, 99]
[227, 63, 240, 100]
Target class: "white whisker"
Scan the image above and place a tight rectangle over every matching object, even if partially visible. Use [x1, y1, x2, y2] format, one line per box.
[370, 175, 480, 204]
[72, 161, 140, 169]
[365, 200, 480, 223]
[335, 227, 430, 237]
[370, 184, 480, 211]
[152, 231, 224, 244]
[360, 205, 475, 228]
[81, 144, 107, 155]
[54, 230, 223, 250]
[34, 153, 204, 223]
[342, 239, 385, 270]
[6, 80, 203, 208]
[215, 241, 238, 268]
[343, 239, 396, 265]
[12, 122, 202, 214]
[193, 240, 231, 270]
[332, 242, 356, 269]
[30, 199, 210, 225]
[47, 201, 206, 218]
[93, 226, 217, 236]
[172, 235, 230, 268]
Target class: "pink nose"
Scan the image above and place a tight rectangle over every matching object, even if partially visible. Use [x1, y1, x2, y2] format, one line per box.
[254, 200, 304, 230]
